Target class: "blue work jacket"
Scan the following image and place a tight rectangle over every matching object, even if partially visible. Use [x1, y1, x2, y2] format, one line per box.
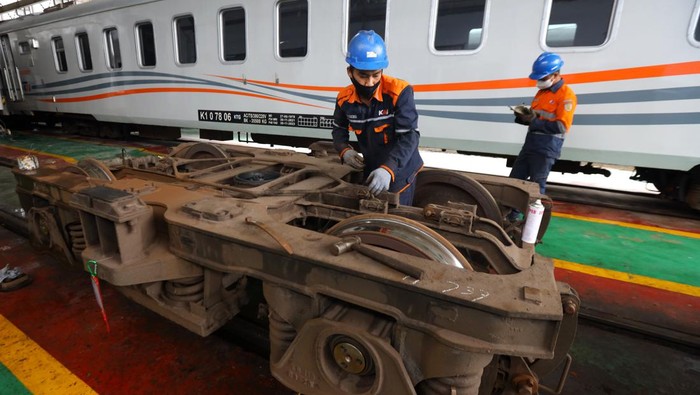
[332, 74, 424, 193]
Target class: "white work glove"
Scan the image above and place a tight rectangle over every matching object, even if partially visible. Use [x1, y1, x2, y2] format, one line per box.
[366, 167, 391, 195]
[342, 149, 365, 169]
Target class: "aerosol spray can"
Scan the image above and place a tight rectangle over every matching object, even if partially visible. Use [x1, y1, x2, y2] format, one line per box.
[521, 199, 545, 244]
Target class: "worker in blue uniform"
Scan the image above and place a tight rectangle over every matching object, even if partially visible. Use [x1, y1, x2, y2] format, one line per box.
[509, 52, 577, 215]
[332, 30, 424, 206]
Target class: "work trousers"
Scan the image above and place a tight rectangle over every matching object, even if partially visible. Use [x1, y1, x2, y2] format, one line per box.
[509, 153, 556, 194]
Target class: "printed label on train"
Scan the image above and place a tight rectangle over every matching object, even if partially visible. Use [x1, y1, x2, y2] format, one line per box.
[198, 110, 334, 129]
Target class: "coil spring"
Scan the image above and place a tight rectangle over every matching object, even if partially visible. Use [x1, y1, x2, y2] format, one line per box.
[66, 222, 86, 259]
[268, 310, 296, 364]
[164, 276, 204, 304]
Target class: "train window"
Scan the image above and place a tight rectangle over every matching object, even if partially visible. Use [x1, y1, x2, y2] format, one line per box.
[76, 33, 93, 71]
[546, 0, 616, 47]
[691, 0, 700, 46]
[221, 7, 246, 61]
[175, 15, 197, 64]
[51, 37, 68, 72]
[348, 0, 386, 43]
[278, 0, 308, 58]
[136, 22, 156, 67]
[104, 28, 122, 70]
[18, 41, 30, 55]
[433, 0, 486, 51]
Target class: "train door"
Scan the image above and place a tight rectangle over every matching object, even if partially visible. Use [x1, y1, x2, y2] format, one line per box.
[0, 35, 24, 104]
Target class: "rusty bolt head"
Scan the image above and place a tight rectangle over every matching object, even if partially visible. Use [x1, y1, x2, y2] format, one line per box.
[563, 299, 578, 315]
[513, 374, 538, 395]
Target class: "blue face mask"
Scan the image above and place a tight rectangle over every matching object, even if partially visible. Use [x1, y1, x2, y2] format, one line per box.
[351, 77, 380, 99]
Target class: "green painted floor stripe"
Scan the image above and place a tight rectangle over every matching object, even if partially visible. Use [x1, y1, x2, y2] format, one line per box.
[3, 132, 154, 162]
[0, 363, 31, 395]
[0, 142, 76, 164]
[539, 216, 700, 288]
[553, 212, 700, 239]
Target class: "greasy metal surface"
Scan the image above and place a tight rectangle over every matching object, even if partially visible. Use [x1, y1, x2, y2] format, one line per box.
[12, 141, 576, 395]
[1, 226, 694, 395]
[326, 213, 472, 269]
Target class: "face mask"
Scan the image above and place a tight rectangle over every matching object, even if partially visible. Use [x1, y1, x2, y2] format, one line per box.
[351, 77, 380, 99]
[536, 77, 554, 90]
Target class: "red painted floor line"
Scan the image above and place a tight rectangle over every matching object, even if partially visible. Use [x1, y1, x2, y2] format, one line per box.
[551, 201, 700, 234]
[555, 267, 699, 337]
[0, 227, 291, 395]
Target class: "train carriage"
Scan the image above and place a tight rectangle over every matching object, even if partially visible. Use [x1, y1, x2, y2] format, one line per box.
[0, 0, 698, 208]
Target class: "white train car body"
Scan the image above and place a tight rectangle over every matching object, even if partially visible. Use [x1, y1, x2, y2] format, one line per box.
[0, 0, 699, 204]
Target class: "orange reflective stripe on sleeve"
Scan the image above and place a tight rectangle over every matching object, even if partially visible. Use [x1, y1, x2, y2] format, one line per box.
[380, 165, 395, 182]
[339, 147, 352, 159]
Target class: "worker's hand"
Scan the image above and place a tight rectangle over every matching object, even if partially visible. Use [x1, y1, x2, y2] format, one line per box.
[366, 167, 391, 195]
[512, 105, 535, 125]
[342, 149, 365, 169]
[514, 111, 536, 125]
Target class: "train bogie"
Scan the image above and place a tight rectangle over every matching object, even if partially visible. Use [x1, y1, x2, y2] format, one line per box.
[12, 140, 578, 394]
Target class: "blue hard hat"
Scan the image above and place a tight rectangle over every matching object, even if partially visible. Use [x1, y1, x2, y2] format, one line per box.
[529, 52, 563, 80]
[346, 30, 389, 70]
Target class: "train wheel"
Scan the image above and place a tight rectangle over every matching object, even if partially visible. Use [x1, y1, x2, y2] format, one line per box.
[27, 207, 77, 265]
[98, 123, 128, 139]
[685, 182, 700, 211]
[75, 158, 117, 181]
[326, 213, 472, 269]
[28, 208, 52, 249]
[176, 142, 230, 171]
[684, 166, 700, 211]
[413, 169, 502, 227]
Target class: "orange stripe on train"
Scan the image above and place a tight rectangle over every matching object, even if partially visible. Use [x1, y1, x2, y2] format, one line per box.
[413, 60, 700, 92]
[210, 74, 344, 92]
[39, 87, 333, 110]
[214, 60, 699, 93]
[40, 61, 700, 104]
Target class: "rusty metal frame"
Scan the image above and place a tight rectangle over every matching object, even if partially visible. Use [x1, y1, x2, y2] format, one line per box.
[12, 141, 577, 395]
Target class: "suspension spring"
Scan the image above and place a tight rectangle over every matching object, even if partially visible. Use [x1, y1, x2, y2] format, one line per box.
[164, 276, 204, 305]
[66, 222, 86, 259]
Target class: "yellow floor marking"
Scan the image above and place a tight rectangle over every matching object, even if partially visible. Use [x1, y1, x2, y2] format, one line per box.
[552, 212, 700, 239]
[554, 258, 700, 297]
[0, 314, 97, 395]
[0, 144, 77, 164]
